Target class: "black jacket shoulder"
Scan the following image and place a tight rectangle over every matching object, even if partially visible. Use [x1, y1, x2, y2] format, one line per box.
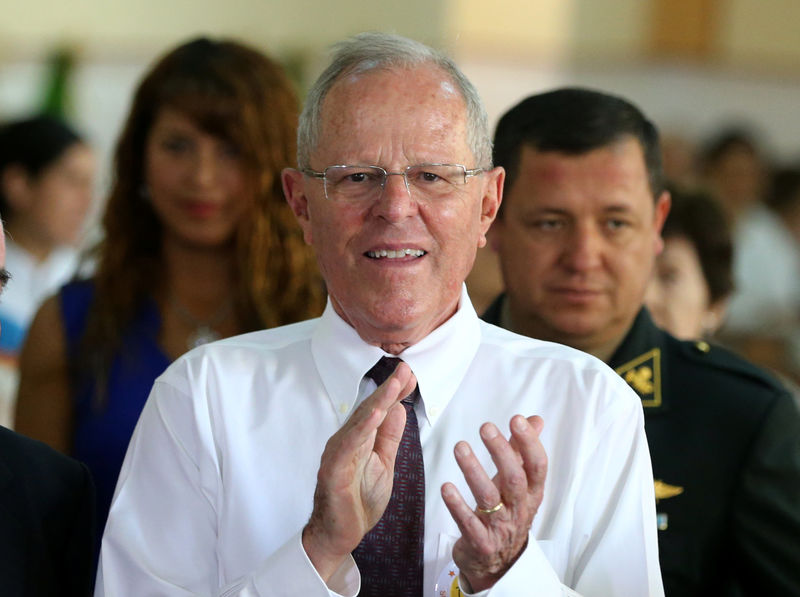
[0, 426, 95, 597]
[672, 335, 788, 396]
[610, 309, 792, 417]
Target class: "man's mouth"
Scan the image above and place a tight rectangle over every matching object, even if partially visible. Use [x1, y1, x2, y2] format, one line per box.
[366, 249, 426, 259]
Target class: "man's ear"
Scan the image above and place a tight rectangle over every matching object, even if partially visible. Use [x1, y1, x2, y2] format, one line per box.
[653, 190, 671, 255]
[478, 166, 505, 249]
[1, 165, 33, 212]
[282, 168, 313, 245]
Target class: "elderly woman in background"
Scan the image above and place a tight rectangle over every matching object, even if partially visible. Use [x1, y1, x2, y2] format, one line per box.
[14, 37, 325, 558]
[645, 188, 734, 340]
[0, 115, 95, 425]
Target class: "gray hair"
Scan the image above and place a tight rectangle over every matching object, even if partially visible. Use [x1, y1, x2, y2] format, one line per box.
[297, 32, 492, 170]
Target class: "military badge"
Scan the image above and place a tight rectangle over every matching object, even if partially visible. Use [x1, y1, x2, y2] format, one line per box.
[615, 348, 662, 407]
[654, 479, 684, 502]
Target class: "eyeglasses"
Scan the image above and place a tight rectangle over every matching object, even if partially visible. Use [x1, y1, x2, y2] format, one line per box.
[302, 163, 484, 203]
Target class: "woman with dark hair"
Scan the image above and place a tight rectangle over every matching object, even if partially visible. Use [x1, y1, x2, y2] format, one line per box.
[645, 188, 734, 339]
[14, 37, 325, 552]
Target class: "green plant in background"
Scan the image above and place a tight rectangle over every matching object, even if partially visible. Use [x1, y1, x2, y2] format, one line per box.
[39, 45, 76, 120]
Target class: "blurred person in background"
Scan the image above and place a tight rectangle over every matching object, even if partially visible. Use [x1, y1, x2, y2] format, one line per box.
[721, 166, 800, 381]
[0, 115, 95, 427]
[700, 126, 768, 227]
[645, 188, 734, 340]
[701, 127, 800, 381]
[0, 213, 95, 597]
[14, 37, 326, 563]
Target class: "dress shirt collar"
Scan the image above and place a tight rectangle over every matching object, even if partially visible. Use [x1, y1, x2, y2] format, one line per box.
[311, 284, 482, 426]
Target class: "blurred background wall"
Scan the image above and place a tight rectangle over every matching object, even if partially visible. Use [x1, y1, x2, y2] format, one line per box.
[2, 0, 799, 226]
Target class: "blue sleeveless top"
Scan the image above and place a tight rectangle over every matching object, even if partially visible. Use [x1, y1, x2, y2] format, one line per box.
[60, 280, 171, 550]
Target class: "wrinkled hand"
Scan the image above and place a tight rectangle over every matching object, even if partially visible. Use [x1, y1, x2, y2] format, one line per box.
[441, 415, 547, 593]
[302, 362, 417, 582]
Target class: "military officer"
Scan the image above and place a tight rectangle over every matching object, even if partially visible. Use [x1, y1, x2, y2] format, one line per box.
[482, 87, 800, 596]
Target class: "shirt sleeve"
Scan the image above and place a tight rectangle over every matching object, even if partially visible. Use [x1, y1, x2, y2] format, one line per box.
[94, 378, 356, 597]
[731, 390, 800, 594]
[568, 382, 664, 597]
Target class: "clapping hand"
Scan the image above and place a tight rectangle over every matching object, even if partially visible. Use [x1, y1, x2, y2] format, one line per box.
[442, 415, 548, 592]
[302, 362, 417, 581]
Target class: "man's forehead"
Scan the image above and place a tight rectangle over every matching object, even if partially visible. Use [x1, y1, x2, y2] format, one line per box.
[314, 67, 470, 163]
[507, 140, 652, 211]
[329, 64, 460, 98]
[321, 67, 465, 124]
[519, 139, 647, 180]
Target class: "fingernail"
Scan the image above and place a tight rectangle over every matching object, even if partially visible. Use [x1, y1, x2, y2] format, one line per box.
[481, 423, 498, 440]
[455, 442, 470, 457]
[513, 416, 528, 432]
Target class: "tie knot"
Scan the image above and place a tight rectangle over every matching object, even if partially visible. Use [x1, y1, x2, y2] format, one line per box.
[367, 356, 403, 386]
[367, 356, 419, 406]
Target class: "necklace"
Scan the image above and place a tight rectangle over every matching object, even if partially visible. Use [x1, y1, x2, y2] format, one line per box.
[168, 294, 235, 350]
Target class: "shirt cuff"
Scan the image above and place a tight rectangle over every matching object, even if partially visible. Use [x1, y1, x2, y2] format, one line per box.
[252, 531, 360, 597]
[457, 534, 566, 596]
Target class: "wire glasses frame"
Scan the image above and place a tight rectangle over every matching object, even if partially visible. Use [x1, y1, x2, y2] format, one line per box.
[301, 163, 484, 203]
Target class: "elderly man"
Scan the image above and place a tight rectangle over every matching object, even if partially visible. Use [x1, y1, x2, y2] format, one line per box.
[484, 87, 800, 596]
[97, 36, 663, 596]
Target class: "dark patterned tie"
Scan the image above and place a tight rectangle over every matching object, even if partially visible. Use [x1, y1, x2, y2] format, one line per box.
[352, 356, 425, 596]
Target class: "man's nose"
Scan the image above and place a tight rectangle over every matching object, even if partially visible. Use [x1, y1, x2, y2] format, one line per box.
[372, 171, 416, 221]
[561, 224, 603, 271]
[385, 171, 410, 194]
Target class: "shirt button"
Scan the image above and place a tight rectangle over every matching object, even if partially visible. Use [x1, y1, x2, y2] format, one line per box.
[430, 406, 441, 417]
[339, 403, 349, 414]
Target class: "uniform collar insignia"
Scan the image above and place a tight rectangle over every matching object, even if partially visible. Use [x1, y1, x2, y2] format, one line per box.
[654, 479, 684, 502]
[615, 348, 662, 408]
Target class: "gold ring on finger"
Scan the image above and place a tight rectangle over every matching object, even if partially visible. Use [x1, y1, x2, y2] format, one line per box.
[477, 501, 505, 514]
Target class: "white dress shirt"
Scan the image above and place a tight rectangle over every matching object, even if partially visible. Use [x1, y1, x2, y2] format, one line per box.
[96, 287, 663, 596]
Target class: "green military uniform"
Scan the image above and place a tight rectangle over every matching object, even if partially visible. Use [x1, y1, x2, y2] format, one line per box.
[483, 297, 800, 596]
